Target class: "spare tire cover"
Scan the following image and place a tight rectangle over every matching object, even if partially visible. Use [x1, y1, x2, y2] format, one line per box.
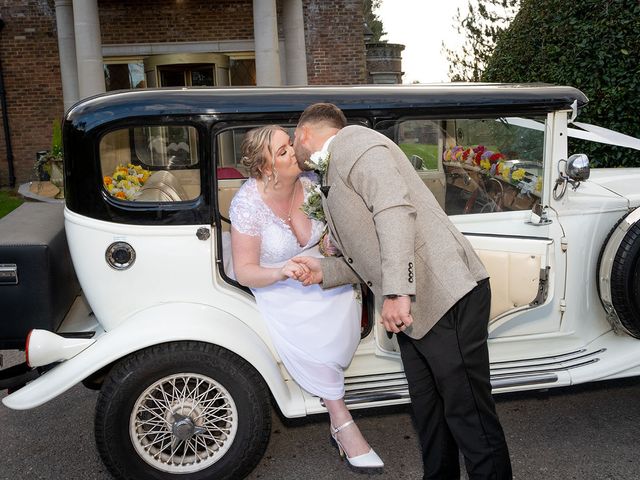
[598, 208, 640, 338]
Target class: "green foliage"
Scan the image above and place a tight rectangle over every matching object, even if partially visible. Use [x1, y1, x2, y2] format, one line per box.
[51, 119, 63, 157]
[0, 190, 23, 219]
[399, 144, 439, 169]
[443, 0, 520, 81]
[482, 0, 640, 167]
[364, 0, 386, 42]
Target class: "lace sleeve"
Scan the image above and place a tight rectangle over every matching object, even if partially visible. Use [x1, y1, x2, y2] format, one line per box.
[229, 182, 261, 236]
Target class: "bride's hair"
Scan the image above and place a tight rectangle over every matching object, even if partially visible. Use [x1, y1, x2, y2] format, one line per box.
[241, 125, 287, 188]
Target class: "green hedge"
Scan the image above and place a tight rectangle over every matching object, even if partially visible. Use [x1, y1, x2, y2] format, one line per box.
[482, 0, 640, 167]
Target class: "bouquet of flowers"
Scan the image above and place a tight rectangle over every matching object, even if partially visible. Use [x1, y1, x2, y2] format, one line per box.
[103, 163, 151, 200]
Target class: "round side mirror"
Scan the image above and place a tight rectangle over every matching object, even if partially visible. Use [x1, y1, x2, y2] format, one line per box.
[566, 153, 590, 182]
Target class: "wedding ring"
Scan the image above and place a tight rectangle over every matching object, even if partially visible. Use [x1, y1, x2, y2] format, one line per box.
[396, 323, 404, 327]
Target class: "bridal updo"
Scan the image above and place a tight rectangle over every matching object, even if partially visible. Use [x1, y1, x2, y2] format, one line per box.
[241, 125, 287, 186]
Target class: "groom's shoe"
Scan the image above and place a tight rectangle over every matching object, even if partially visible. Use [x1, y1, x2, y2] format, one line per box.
[330, 420, 384, 469]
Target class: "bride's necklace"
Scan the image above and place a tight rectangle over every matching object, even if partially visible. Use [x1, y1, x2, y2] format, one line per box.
[266, 180, 298, 224]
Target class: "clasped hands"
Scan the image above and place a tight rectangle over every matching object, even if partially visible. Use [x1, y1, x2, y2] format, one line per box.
[280, 256, 322, 286]
[280, 257, 414, 333]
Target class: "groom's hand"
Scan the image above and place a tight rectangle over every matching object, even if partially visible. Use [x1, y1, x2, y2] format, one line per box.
[291, 256, 323, 285]
[381, 296, 413, 334]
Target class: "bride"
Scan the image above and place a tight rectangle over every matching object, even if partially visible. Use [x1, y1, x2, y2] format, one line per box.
[229, 125, 383, 469]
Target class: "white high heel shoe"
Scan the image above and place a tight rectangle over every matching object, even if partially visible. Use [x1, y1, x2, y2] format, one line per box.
[330, 420, 384, 469]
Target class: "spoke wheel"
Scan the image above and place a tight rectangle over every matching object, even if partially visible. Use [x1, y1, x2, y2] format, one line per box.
[130, 373, 238, 474]
[95, 342, 271, 480]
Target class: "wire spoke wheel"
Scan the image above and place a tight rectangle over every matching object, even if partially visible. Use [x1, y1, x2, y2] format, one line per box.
[130, 373, 238, 473]
[95, 342, 270, 480]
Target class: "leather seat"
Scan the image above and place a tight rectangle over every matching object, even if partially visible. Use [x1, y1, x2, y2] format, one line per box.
[136, 171, 189, 202]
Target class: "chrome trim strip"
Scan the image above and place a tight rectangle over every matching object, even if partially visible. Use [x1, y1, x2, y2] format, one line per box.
[490, 349, 605, 371]
[491, 372, 558, 389]
[490, 349, 586, 365]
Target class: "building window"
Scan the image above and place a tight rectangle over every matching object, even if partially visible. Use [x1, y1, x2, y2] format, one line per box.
[104, 60, 146, 91]
[230, 59, 256, 86]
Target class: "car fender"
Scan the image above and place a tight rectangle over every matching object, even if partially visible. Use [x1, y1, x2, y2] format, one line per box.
[2, 303, 305, 415]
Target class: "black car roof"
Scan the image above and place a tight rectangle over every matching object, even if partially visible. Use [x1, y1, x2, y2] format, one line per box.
[66, 84, 588, 131]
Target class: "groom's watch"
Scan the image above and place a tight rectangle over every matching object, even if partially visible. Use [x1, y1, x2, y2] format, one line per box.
[385, 294, 410, 299]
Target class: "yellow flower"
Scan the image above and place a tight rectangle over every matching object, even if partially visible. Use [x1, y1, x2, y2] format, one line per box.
[126, 175, 141, 185]
[480, 159, 491, 171]
[511, 168, 526, 182]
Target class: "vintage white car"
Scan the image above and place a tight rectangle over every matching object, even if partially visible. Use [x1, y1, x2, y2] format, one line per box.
[1, 84, 639, 480]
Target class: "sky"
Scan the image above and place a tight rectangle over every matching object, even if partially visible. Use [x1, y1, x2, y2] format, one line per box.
[377, 0, 470, 84]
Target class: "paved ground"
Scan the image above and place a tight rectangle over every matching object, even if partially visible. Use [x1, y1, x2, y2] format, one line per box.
[1, 349, 639, 480]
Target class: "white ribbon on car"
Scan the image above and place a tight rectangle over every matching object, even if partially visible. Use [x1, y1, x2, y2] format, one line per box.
[503, 117, 640, 151]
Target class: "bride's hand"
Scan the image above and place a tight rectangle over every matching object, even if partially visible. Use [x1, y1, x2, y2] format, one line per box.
[280, 260, 308, 280]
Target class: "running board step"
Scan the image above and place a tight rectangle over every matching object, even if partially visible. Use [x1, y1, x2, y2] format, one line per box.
[333, 348, 606, 410]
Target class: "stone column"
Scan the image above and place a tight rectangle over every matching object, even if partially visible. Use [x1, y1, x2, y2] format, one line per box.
[72, 0, 105, 98]
[252, 0, 282, 86]
[54, 0, 79, 111]
[365, 43, 405, 84]
[282, 0, 307, 85]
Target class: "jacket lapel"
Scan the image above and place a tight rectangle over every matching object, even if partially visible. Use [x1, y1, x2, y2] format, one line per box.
[321, 148, 345, 252]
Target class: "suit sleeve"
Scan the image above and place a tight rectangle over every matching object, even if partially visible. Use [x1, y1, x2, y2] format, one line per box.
[320, 256, 362, 288]
[347, 145, 417, 296]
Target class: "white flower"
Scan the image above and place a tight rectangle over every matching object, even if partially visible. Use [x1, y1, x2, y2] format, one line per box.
[307, 150, 331, 175]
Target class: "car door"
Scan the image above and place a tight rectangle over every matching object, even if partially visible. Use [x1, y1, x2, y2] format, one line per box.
[373, 114, 566, 361]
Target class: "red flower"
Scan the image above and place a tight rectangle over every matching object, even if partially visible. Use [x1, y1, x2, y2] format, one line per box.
[489, 152, 505, 163]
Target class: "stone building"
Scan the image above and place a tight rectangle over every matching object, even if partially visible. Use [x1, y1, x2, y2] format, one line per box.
[1, 0, 397, 186]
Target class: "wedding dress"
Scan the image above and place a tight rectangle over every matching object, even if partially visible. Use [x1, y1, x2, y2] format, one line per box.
[229, 175, 361, 400]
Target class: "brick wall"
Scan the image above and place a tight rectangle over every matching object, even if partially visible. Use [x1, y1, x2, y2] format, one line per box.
[0, 0, 62, 186]
[303, 0, 366, 85]
[0, 0, 367, 186]
[99, 0, 255, 44]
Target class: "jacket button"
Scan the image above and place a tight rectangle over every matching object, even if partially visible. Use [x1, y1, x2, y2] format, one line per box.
[347, 258, 353, 264]
[367, 281, 372, 287]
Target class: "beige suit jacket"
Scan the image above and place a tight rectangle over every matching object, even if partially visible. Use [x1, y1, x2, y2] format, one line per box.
[319, 125, 488, 339]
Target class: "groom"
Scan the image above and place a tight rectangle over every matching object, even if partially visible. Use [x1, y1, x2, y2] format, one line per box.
[292, 103, 512, 479]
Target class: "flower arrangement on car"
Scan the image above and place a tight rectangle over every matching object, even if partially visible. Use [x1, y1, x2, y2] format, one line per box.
[103, 163, 152, 200]
[443, 145, 542, 195]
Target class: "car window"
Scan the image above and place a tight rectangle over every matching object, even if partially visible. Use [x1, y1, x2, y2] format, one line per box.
[377, 117, 546, 215]
[100, 126, 201, 202]
[215, 126, 296, 179]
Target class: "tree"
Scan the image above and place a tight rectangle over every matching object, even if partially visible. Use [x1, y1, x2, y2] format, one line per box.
[444, 0, 520, 81]
[482, 0, 640, 167]
[364, 0, 386, 42]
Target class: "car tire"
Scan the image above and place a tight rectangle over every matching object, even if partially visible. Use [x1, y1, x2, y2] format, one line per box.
[598, 213, 640, 338]
[94, 341, 271, 480]
[609, 220, 640, 337]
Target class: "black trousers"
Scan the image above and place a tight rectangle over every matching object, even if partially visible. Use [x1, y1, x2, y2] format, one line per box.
[397, 279, 512, 480]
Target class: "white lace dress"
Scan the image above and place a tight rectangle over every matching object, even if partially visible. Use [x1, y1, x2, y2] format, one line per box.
[229, 175, 361, 400]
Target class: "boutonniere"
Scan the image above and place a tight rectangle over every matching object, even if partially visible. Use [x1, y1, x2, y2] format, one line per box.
[305, 150, 331, 178]
[300, 183, 325, 222]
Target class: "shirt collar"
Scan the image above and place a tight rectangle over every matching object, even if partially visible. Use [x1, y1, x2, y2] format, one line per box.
[319, 135, 336, 155]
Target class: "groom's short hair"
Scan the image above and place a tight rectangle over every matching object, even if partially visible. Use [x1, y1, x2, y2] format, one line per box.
[298, 103, 347, 130]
